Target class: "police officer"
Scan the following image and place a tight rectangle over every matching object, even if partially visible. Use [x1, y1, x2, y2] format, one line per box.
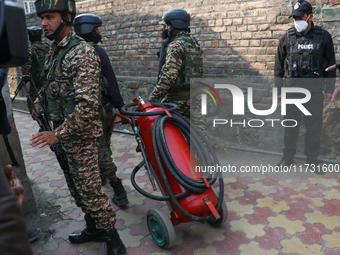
[73, 14, 128, 206]
[149, 8, 205, 131]
[21, 26, 49, 114]
[275, 0, 336, 173]
[29, 1, 126, 254]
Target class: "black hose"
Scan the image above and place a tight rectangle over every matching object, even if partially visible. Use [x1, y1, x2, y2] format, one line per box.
[131, 161, 193, 201]
[154, 114, 215, 191]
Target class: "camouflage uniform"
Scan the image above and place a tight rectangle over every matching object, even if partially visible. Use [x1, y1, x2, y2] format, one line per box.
[150, 31, 206, 133]
[21, 40, 49, 114]
[41, 30, 115, 231]
[73, 13, 128, 208]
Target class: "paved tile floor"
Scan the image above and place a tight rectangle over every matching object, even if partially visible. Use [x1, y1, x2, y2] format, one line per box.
[14, 111, 340, 255]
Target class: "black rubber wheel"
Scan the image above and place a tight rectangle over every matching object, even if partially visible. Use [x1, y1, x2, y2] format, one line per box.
[208, 188, 228, 226]
[147, 208, 176, 249]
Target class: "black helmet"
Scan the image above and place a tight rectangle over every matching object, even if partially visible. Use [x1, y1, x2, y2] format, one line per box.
[27, 26, 43, 36]
[162, 8, 190, 30]
[73, 14, 102, 34]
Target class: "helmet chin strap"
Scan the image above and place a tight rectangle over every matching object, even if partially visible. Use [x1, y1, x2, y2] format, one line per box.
[46, 21, 65, 40]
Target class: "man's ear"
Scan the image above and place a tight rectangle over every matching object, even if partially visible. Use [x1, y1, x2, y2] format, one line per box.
[309, 14, 313, 22]
[67, 13, 72, 22]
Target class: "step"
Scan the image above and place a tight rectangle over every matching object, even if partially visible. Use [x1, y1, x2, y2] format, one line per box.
[12, 96, 30, 113]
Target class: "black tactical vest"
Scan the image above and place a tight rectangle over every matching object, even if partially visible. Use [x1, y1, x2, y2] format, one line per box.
[284, 26, 324, 78]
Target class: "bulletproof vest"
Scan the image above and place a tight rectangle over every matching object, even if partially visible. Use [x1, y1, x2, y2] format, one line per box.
[42, 36, 80, 122]
[170, 35, 203, 89]
[31, 41, 49, 90]
[284, 26, 324, 78]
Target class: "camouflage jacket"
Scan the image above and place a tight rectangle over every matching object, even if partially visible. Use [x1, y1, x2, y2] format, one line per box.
[21, 40, 50, 88]
[41, 31, 102, 141]
[150, 31, 203, 102]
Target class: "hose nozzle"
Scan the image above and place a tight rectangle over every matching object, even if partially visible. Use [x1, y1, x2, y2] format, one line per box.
[149, 175, 157, 191]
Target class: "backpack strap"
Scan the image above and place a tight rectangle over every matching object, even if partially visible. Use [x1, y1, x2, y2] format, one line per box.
[288, 26, 297, 42]
[56, 36, 81, 64]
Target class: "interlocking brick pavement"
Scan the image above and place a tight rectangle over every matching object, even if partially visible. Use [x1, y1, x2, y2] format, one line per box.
[13, 111, 340, 255]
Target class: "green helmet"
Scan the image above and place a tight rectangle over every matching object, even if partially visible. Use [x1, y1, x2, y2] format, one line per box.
[27, 26, 43, 36]
[34, 0, 76, 17]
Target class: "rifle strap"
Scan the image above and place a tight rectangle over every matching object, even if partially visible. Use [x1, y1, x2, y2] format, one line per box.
[2, 134, 20, 167]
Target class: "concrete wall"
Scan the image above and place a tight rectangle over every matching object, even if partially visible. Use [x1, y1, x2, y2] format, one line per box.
[18, 0, 340, 154]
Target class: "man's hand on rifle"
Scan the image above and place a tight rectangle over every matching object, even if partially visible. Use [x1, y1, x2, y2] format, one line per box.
[32, 103, 43, 125]
[30, 131, 59, 148]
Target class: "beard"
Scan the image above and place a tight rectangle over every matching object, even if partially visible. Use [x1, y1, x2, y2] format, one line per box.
[161, 29, 169, 40]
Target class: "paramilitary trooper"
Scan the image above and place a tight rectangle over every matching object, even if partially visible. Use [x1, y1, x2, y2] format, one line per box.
[274, 0, 336, 173]
[73, 13, 129, 206]
[149, 8, 205, 133]
[21, 26, 49, 114]
[29, 1, 126, 254]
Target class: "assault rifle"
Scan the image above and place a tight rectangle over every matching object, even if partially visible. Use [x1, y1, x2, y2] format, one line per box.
[17, 75, 70, 173]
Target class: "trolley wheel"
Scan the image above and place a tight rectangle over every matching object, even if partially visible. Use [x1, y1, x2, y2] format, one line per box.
[147, 208, 176, 249]
[208, 188, 228, 226]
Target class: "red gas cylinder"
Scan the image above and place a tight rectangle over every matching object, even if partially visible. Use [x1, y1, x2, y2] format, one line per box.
[135, 102, 218, 225]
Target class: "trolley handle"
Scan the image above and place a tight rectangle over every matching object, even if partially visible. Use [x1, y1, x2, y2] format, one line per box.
[110, 113, 132, 127]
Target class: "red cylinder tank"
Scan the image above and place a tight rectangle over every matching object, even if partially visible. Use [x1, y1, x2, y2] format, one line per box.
[135, 103, 218, 225]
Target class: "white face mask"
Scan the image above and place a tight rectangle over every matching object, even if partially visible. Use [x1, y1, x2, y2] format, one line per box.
[294, 15, 310, 33]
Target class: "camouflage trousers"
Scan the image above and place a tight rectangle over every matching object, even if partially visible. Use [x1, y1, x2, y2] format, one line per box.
[61, 136, 116, 231]
[162, 96, 207, 137]
[98, 102, 117, 181]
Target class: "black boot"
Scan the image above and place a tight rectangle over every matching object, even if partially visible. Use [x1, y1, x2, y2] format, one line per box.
[110, 178, 129, 206]
[106, 229, 126, 255]
[69, 214, 108, 244]
[277, 155, 294, 167]
[307, 156, 324, 174]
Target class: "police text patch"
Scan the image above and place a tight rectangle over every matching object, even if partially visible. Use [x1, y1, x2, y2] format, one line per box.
[298, 44, 313, 50]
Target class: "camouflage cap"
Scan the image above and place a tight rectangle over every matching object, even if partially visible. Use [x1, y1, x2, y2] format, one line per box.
[159, 20, 166, 26]
[27, 26, 43, 36]
[35, 0, 76, 17]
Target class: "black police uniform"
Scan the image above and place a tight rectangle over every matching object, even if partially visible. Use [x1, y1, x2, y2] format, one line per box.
[93, 45, 124, 108]
[275, 22, 336, 158]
